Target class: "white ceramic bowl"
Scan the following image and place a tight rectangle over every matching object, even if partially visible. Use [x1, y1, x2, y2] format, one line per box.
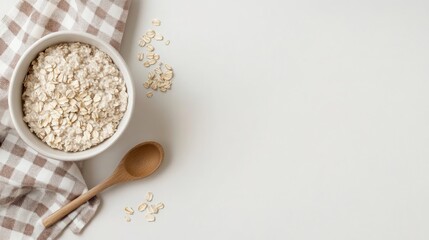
[8, 31, 135, 161]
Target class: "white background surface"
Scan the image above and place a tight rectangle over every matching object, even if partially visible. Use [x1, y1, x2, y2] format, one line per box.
[2, 0, 429, 239]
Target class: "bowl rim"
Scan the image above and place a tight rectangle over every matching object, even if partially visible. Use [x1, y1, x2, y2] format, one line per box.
[8, 31, 135, 161]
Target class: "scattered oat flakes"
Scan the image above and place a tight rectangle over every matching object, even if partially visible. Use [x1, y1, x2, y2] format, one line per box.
[137, 18, 175, 98]
[146, 29, 156, 38]
[146, 44, 154, 52]
[146, 192, 154, 202]
[125, 207, 134, 215]
[137, 52, 144, 61]
[148, 205, 158, 214]
[154, 34, 163, 41]
[147, 52, 155, 59]
[142, 36, 151, 43]
[148, 72, 155, 79]
[163, 71, 173, 81]
[156, 203, 165, 209]
[164, 64, 172, 71]
[154, 67, 162, 75]
[122, 192, 165, 224]
[152, 18, 161, 26]
[138, 39, 146, 47]
[150, 82, 158, 90]
[138, 202, 148, 211]
[142, 63, 174, 95]
[145, 214, 156, 222]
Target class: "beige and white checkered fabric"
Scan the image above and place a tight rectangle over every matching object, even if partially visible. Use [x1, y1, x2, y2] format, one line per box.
[0, 0, 131, 239]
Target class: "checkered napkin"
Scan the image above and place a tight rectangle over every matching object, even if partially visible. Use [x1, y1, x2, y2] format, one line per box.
[0, 0, 131, 239]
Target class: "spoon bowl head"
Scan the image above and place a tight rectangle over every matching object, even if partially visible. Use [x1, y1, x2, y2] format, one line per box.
[122, 141, 164, 178]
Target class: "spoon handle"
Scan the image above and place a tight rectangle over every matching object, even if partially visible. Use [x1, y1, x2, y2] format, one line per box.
[42, 178, 115, 228]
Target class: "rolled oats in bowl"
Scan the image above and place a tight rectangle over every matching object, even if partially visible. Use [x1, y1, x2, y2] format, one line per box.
[22, 42, 128, 152]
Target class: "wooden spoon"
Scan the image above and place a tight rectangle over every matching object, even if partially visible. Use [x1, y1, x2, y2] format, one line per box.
[42, 141, 164, 228]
